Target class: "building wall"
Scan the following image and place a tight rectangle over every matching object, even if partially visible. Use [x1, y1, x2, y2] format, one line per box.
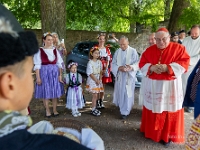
[26, 29, 152, 54]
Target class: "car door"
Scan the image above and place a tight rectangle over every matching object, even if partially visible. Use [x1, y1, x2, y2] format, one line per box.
[75, 42, 91, 73]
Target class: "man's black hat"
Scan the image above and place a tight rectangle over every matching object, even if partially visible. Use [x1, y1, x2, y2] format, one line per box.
[179, 30, 185, 34]
[171, 32, 179, 37]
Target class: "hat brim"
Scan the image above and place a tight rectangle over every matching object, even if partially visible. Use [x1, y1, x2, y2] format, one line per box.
[0, 4, 23, 32]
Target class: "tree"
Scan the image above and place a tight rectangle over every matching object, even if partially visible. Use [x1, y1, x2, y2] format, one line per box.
[40, 0, 66, 41]
[167, 0, 189, 32]
[0, 0, 40, 28]
[178, 0, 200, 30]
[164, 0, 172, 22]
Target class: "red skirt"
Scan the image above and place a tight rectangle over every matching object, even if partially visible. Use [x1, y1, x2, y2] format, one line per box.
[140, 106, 184, 143]
[101, 58, 112, 84]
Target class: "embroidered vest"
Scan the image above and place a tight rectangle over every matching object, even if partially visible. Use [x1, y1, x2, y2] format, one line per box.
[40, 48, 57, 65]
[68, 72, 81, 87]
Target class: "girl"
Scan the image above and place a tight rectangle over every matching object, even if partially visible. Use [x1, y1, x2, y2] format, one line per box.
[96, 33, 112, 109]
[34, 32, 65, 118]
[86, 46, 104, 116]
[65, 62, 85, 117]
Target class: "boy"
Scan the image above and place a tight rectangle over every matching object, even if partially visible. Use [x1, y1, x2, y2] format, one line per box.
[0, 18, 90, 150]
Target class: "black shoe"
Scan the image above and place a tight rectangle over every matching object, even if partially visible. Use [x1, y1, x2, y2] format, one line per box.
[45, 114, 52, 118]
[91, 109, 101, 116]
[121, 115, 127, 119]
[53, 113, 59, 117]
[160, 140, 172, 147]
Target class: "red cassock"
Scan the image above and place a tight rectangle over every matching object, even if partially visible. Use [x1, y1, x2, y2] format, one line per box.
[139, 42, 190, 143]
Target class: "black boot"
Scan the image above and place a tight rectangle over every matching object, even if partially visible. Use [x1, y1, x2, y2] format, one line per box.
[96, 99, 101, 109]
[99, 99, 105, 109]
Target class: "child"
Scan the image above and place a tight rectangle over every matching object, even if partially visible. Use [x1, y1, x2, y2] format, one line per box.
[96, 33, 113, 109]
[65, 62, 85, 117]
[86, 46, 104, 116]
[0, 18, 90, 150]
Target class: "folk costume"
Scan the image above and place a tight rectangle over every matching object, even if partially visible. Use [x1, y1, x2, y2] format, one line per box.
[99, 46, 112, 83]
[34, 47, 65, 99]
[111, 46, 139, 116]
[182, 35, 200, 96]
[86, 60, 104, 93]
[0, 111, 91, 150]
[139, 42, 190, 144]
[65, 71, 85, 116]
[183, 59, 200, 119]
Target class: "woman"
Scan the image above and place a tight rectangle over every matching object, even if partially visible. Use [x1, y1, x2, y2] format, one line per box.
[34, 32, 65, 117]
[52, 32, 67, 74]
[96, 33, 112, 109]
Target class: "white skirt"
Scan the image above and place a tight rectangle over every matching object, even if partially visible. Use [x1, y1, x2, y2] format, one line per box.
[66, 86, 85, 110]
[139, 76, 184, 113]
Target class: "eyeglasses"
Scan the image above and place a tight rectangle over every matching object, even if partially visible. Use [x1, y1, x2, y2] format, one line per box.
[154, 35, 169, 42]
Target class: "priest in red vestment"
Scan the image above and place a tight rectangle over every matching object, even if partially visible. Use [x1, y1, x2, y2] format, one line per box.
[139, 27, 190, 146]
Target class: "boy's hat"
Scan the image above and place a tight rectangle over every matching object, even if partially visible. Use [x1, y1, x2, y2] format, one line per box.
[0, 4, 23, 32]
[179, 30, 185, 34]
[171, 32, 179, 37]
[0, 4, 38, 68]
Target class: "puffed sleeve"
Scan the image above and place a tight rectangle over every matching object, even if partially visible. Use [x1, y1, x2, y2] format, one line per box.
[33, 50, 41, 70]
[86, 61, 93, 76]
[65, 73, 69, 84]
[56, 50, 64, 69]
[78, 73, 83, 83]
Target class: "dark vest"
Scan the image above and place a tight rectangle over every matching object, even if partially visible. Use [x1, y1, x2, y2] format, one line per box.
[68, 73, 81, 87]
[40, 48, 57, 65]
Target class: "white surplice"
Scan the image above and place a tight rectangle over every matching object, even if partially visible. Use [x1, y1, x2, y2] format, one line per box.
[182, 36, 200, 96]
[111, 46, 139, 115]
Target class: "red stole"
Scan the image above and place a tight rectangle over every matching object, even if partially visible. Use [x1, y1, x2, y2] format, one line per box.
[40, 48, 57, 65]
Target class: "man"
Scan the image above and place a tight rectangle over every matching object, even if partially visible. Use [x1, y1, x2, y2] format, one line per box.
[182, 25, 200, 113]
[178, 30, 186, 44]
[148, 32, 156, 46]
[111, 36, 139, 119]
[139, 28, 190, 146]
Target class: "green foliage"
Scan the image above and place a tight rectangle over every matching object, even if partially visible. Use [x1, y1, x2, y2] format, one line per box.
[0, 0, 40, 28]
[1, 0, 197, 33]
[178, 0, 200, 30]
[66, 0, 167, 32]
[106, 41, 120, 54]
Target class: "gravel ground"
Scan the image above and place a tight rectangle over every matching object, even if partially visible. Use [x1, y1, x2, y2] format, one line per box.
[30, 75, 193, 150]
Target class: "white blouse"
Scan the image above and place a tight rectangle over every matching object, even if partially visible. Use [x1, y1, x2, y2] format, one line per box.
[33, 48, 63, 70]
[86, 60, 102, 76]
[99, 48, 110, 60]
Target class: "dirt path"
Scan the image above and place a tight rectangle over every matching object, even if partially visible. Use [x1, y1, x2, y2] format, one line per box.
[30, 76, 193, 150]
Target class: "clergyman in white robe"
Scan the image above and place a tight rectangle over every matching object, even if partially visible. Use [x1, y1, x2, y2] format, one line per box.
[182, 31, 200, 96]
[111, 45, 139, 116]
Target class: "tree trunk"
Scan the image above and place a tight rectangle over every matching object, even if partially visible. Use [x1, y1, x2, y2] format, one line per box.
[168, 0, 189, 32]
[130, 22, 135, 33]
[164, 0, 171, 22]
[40, 0, 66, 42]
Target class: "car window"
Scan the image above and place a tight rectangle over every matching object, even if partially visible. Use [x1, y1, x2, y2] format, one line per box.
[77, 43, 90, 56]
